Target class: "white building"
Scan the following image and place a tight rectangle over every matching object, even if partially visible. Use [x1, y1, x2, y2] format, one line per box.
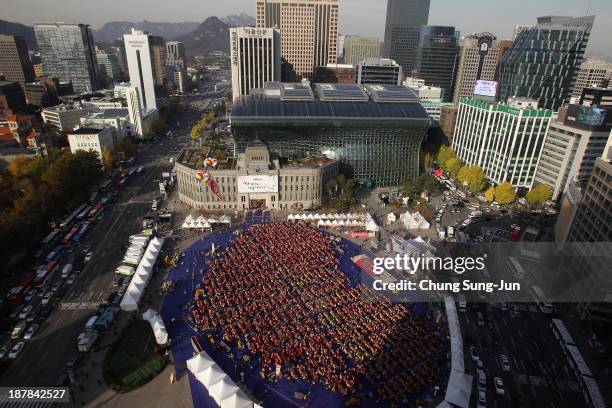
[535, 105, 612, 199]
[124, 28, 157, 111]
[126, 85, 157, 139]
[230, 27, 281, 101]
[405, 83, 443, 121]
[453, 98, 553, 188]
[68, 127, 114, 160]
[113, 82, 131, 99]
[83, 97, 125, 109]
[41, 105, 92, 132]
[80, 108, 133, 143]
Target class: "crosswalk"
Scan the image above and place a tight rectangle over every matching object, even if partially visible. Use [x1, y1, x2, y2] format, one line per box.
[57, 302, 100, 310]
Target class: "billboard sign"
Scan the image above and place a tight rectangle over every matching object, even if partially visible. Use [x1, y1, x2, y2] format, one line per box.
[237, 175, 278, 194]
[474, 80, 498, 97]
[566, 105, 607, 127]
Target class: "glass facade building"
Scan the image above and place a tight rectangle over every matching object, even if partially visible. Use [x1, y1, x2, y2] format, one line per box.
[34, 23, 100, 93]
[230, 83, 432, 187]
[497, 16, 594, 111]
[413, 26, 460, 103]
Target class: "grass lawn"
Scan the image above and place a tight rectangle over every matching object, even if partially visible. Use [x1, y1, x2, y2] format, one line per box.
[103, 319, 167, 392]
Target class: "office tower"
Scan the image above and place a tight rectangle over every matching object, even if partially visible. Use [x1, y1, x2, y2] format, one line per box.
[231, 82, 431, 187]
[497, 16, 595, 111]
[343, 36, 380, 65]
[382, 0, 430, 76]
[149, 36, 167, 89]
[580, 87, 612, 110]
[535, 104, 611, 199]
[453, 33, 508, 104]
[256, 0, 339, 79]
[452, 98, 553, 188]
[357, 58, 402, 85]
[124, 28, 163, 111]
[126, 85, 144, 137]
[572, 60, 612, 100]
[413, 26, 460, 102]
[166, 41, 187, 68]
[0, 35, 35, 88]
[405, 83, 443, 120]
[111, 39, 128, 78]
[95, 47, 119, 86]
[312, 64, 356, 84]
[0, 80, 28, 117]
[230, 27, 281, 100]
[337, 34, 346, 61]
[34, 23, 100, 93]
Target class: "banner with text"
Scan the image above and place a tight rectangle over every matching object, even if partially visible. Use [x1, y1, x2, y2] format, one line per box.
[237, 175, 279, 194]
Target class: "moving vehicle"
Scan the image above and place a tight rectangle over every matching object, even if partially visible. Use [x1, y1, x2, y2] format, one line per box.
[115, 265, 135, 276]
[477, 390, 487, 408]
[77, 331, 98, 352]
[61, 263, 73, 278]
[469, 346, 479, 361]
[18, 305, 33, 320]
[0, 343, 11, 360]
[500, 355, 511, 372]
[151, 199, 158, 211]
[531, 285, 553, 314]
[41, 290, 55, 306]
[457, 295, 467, 312]
[85, 316, 98, 330]
[477, 312, 485, 327]
[494, 377, 505, 396]
[11, 321, 28, 339]
[477, 369, 486, 391]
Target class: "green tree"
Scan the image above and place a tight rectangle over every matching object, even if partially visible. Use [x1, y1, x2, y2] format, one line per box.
[526, 184, 552, 205]
[484, 186, 496, 202]
[494, 182, 516, 204]
[445, 157, 463, 176]
[415, 173, 437, 193]
[400, 178, 416, 197]
[437, 145, 454, 166]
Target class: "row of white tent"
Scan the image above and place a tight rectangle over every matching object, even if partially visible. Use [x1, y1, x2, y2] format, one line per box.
[436, 297, 472, 408]
[142, 308, 168, 345]
[182, 214, 231, 229]
[316, 219, 364, 227]
[288, 212, 370, 221]
[120, 237, 165, 312]
[187, 351, 255, 408]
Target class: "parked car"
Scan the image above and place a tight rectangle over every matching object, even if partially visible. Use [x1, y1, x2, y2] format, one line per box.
[500, 355, 511, 372]
[23, 323, 40, 340]
[477, 390, 487, 408]
[84, 251, 94, 263]
[469, 346, 480, 361]
[41, 291, 55, 306]
[0, 343, 11, 360]
[66, 274, 77, 285]
[8, 342, 25, 359]
[18, 305, 33, 320]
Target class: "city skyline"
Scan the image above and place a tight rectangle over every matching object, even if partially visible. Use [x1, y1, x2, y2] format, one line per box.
[2, 0, 611, 57]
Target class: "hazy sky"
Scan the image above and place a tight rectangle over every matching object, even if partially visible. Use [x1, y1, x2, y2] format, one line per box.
[4, 0, 611, 55]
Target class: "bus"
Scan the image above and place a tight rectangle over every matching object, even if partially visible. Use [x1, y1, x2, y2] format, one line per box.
[45, 245, 64, 262]
[41, 229, 61, 247]
[60, 203, 88, 228]
[565, 344, 593, 379]
[72, 223, 90, 243]
[506, 257, 527, 279]
[34, 261, 58, 287]
[76, 205, 93, 221]
[581, 376, 606, 408]
[531, 285, 553, 314]
[61, 227, 79, 246]
[550, 319, 576, 348]
[99, 180, 112, 191]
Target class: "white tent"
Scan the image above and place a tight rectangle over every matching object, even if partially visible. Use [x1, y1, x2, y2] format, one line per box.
[182, 221, 191, 229]
[365, 219, 380, 232]
[186, 214, 194, 223]
[196, 215, 206, 223]
[287, 214, 295, 220]
[444, 297, 465, 372]
[386, 212, 397, 225]
[142, 309, 169, 345]
[120, 237, 165, 311]
[444, 370, 473, 408]
[187, 351, 255, 408]
[411, 211, 430, 229]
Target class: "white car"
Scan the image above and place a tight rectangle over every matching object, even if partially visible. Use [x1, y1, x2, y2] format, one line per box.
[41, 291, 55, 306]
[66, 274, 77, 285]
[8, 342, 24, 359]
[469, 346, 480, 362]
[494, 377, 505, 396]
[84, 251, 94, 263]
[23, 324, 39, 340]
[18, 305, 33, 320]
[0, 343, 11, 360]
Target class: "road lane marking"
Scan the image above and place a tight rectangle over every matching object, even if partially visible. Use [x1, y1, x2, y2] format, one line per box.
[509, 336, 516, 347]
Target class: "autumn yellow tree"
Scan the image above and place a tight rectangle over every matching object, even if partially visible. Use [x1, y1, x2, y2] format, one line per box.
[494, 182, 516, 204]
[484, 186, 496, 202]
[102, 147, 113, 174]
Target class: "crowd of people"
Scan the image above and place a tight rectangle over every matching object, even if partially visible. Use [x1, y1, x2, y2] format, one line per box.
[189, 222, 446, 403]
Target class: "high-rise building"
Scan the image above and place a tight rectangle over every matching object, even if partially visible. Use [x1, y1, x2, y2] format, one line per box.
[231, 82, 432, 187]
[0, 80, 28, 117]
[124, 28, 164, 111]
[312, 64, 356, 84]
[41, 104, 91, 131]
[579, 87, 612, 110]
[111, 39, 128, 79]
[439, 104, 458, 142]
[535, 104, 611, 199]
[0, 35, 35, 88]
[34, 23, 100, 93]
[572, 61, 612, 100]
[230, 27, 281, 100]
[126, 85, 143, 137]
[452, 98, 553, 188]
[497, 15, 595, 111]
[405, 83, 443, 121]
[382, 0, 430, 76]
[357, 58, 402, 86]
[343, 36, 380, 66]
[166, 41, 187, 68]
[256, 0, 339, 79]
[337, 34, 346, 61]
[413, 26, 460, 102]
[95, 47, 119, 86]
[452, 33, 508, 104]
